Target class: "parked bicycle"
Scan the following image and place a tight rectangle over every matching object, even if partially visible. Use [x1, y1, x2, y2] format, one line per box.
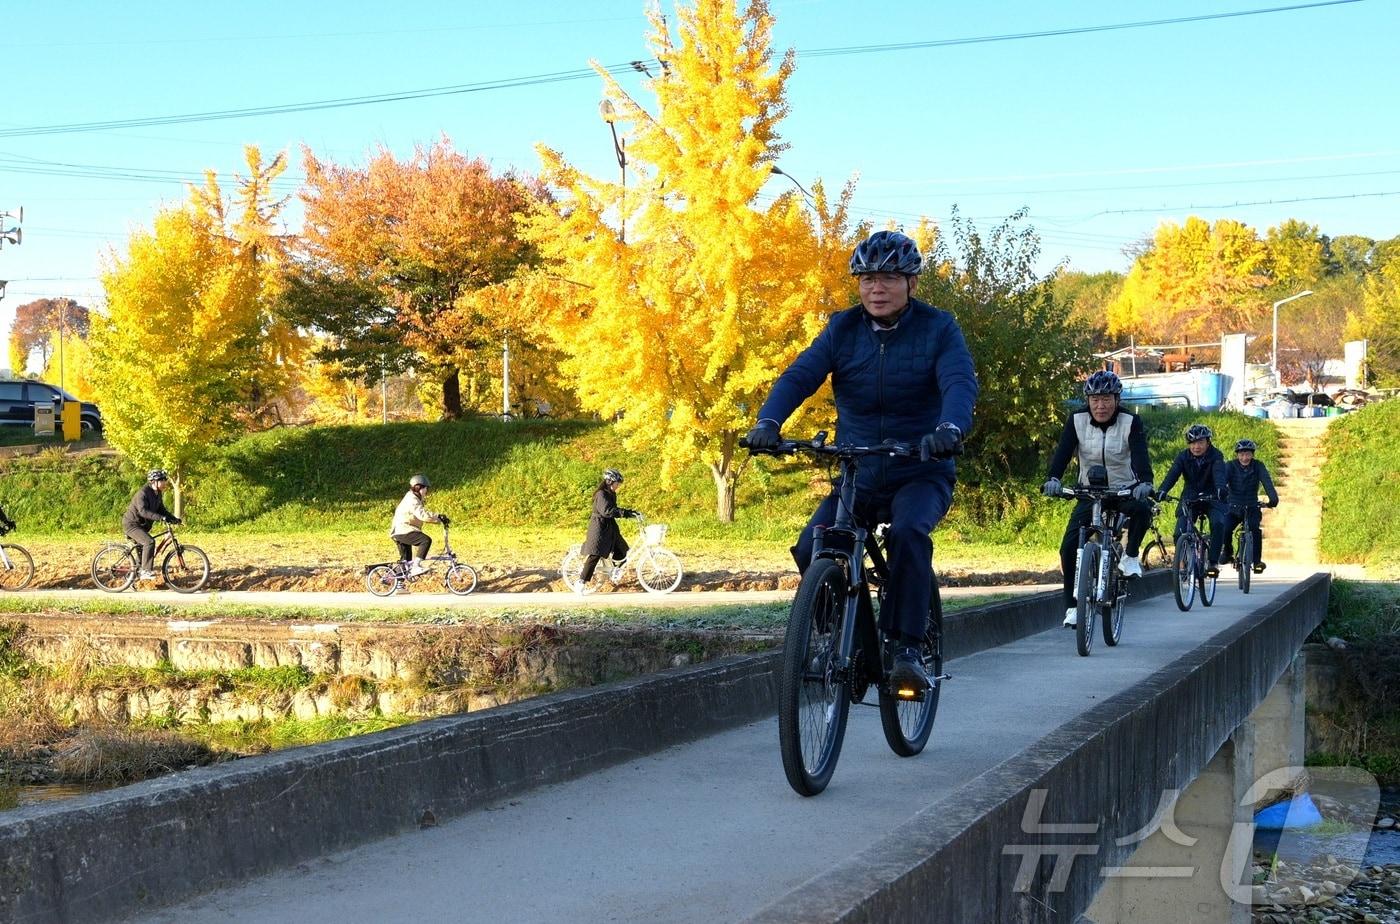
[1229, 502, 1263, 594]
[1055, 465, 1134, 657]
[364, 519, 478, 597]
[742, 432, 950, 797]
[1138, 496, 1172, 571]
[1166, 495, 1217, 611]
[0, 512, 34, 591]
[90, 523, 210, 593]
[560, 514, 683, 595]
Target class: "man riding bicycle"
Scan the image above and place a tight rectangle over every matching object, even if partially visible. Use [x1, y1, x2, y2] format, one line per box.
[1156, 424, 1228, 577]
[1042, 371, 1155, 627]
[745, 230, 979, 692]
[122, 469, 181, 580]
[390, 474, 446, 576]
[1223, 439, 1279, 573]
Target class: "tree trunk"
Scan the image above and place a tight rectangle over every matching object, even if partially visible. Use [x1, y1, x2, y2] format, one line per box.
[172, 469, 184, 519]
[710, 434, 740, 523]
[441, 368, 463, 419]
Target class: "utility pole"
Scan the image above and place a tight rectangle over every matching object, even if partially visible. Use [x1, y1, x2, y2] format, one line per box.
[502, 336, 511, 419]
[380, 355, 388, 425]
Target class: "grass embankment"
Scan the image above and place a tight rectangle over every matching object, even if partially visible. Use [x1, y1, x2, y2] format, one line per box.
[0, 408, 1276, 589]
[1319, 400, 1400, 577]
[1309, 580, 1400, 784]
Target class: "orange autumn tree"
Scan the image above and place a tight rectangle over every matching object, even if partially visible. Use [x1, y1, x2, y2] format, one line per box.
[515, 0, 857, 521]
[292, 140, 544, 418]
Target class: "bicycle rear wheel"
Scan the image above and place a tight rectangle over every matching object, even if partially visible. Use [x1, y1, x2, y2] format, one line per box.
[779, 557, 851, 797]
[0, 544, 34, 591]
[1103, 579, 1126, 647]
[163, 546, 210, 593]
[365, 564, 401, 597]
[1140, 537, 1169, 571]
[879, 577, 942, 757]
[1238, 530, 1254, 594]
[560, 546, 587, 592]
[1173, 542, 1196, 611]
[636, 548, 682, 594]
[1075, 543, 1098, 657]
[445, 563, 478, 595]
[91, 544, 137, 593]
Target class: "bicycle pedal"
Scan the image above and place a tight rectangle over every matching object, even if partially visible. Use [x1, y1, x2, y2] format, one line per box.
[934, 673, 952, 682]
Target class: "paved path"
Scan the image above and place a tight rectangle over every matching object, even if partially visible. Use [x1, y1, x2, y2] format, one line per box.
[25, 583, 1059, 610]
[134, 579, 1303, 923]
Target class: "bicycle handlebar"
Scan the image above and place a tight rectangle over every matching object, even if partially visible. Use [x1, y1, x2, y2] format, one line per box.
[739, 432, 962, 461]
[1056, 484, 1135, 501]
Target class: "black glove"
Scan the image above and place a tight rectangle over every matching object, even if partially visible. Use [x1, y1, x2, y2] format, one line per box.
[743, 420, 781, 452]
[619, 508, 640, 519]
[1216, 488, 1229, 502]
[1131, 482, 1153, 501]
[1266, 499, 1278, 508]
[166, 516, 182, 525]
[438, 515, 451, 526]
[919, 427, 961, 462]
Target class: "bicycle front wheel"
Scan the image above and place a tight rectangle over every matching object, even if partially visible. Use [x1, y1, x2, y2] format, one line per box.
[779, 557, 851, 797]
[1238, 530, 1254, 594]
[879, 577, 942, 757]
[163, 546, 210, 593]
[0, 544, 34, 591]
[636, 548, 682, 594]
[365, 564, 401, 597]
[1173, 542, 1197, 611]
[91, 544, 137, 593]
[1075, 543, 1098, 657]
[445, 563, 478, 595]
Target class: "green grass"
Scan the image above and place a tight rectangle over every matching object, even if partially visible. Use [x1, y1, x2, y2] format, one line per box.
[1319, 400, 1400, 572]
[0, 410, 1281, 559]
[187, 714, 419, 753]
[1317, 580, 1400, 644]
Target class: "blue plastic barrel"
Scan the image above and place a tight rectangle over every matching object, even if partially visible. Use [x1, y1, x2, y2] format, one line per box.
[1194, 371, 1227, 411]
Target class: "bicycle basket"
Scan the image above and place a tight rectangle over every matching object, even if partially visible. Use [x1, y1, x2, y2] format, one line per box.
[642, 523, 668, 546]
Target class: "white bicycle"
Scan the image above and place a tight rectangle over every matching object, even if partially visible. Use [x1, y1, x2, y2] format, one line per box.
[561, 515, 684, 594]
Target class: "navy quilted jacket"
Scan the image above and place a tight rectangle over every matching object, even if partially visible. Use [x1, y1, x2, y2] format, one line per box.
[756, 299, 978, 487]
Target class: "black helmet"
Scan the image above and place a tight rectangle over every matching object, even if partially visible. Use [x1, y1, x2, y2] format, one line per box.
[602, 468, 623, 484]
[1083, 370, 1123, 397]
[409, 474, 431, 489]
[1234, 439, 1257, 453]
[1185, 425, 1213, 443]
[850, 231, 922, 276]
[147, 469, 169, 483]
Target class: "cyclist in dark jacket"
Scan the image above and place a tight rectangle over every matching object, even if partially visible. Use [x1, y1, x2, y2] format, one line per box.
[122, 469, 180, 579]
[576, 468, 638, 591]
[745, 231, 979, 691]
[1157, 424, 1228, 575]
[1222, 439, 1279, 573]
[1042, 371, 1155, 626]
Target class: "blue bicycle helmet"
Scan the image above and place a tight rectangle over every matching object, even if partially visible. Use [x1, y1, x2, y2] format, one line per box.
[1234, 439, 1257, 453]
[1083, 370, 1123, 397]
[850, 231, 923, 276]
[1185, 424, 1213, 443]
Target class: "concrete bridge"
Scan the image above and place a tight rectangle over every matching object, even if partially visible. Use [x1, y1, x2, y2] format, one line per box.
[0, 571, 1331, 923]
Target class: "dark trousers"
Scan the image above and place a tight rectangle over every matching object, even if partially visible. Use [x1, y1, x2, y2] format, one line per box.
[792, 477, 953, 644]
[1223, 507, 1264, 561]
[125, 527, 156, 571]
[1059, 497, 1152, 609]
[580, 536, 629, 582]
[392, 530, 432, 561]
[1176, 500, 1226, 565]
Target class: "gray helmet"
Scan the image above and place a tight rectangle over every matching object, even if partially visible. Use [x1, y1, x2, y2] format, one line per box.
[1084, 370, 1123, 397]
[602, 468, 623, 484]
[147, 469, 169, 483]
[1185, 424, 1213, 443]
[409, 474, 431, 489]
[1234, 439, 1257, 453]
[850, 231, 922, 276]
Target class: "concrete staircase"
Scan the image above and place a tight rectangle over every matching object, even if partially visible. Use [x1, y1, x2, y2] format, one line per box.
[1265, 417, 1332, 566]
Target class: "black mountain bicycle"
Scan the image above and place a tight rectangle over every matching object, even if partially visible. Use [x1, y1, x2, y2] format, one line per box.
[1229, 502, 1263, 594]
[91, 523, 210, 593]
[1167, 495, 1217, 611]
[743, 432, 951, 797]
[1056, 466, 1134, 657]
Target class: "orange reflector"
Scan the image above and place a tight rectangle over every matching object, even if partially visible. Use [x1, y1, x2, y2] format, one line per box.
[897, 688, 917, 698]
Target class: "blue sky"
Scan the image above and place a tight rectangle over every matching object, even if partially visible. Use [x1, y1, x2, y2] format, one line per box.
[1, 0, 1394, 334]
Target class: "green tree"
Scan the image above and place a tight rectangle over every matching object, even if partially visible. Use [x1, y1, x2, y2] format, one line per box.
[918, 208, 1095, 477]
[1051, 269, 1123, 348]
[1350, 253, 1400, 387]
[1265, 218, 1327, 287]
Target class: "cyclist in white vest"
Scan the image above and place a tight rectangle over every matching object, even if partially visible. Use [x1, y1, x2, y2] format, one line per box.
[1041, 371, 1155, 627]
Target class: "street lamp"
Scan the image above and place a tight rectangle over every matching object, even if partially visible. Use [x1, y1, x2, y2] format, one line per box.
[598, 99, 627, 242]
[1271, 289, 1314, 390]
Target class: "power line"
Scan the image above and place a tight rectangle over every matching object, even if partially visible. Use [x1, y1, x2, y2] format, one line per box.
[0, 1, 1363, 139]
[1084, 189, 1400, 218]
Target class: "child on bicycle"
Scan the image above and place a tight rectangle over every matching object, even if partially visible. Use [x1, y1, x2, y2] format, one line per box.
[1222, 439, 1279, 573]
[390, 474, 446, 576]
[576, 468, 639, 589]
[1155, 424, 1228, 577]
[122, 469, 181, 580]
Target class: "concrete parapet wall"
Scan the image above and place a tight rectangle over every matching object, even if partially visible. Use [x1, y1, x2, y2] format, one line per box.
[749, 573, 1330, 924]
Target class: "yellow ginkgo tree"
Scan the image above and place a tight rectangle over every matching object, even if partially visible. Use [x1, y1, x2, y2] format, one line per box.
[516, 0, 857, 521]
